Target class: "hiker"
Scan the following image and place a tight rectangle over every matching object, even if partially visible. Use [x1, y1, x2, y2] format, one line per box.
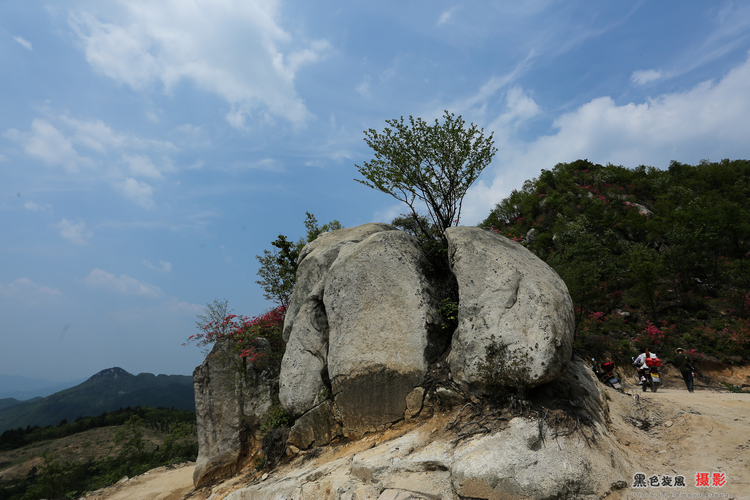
[673, 347, 695, 393]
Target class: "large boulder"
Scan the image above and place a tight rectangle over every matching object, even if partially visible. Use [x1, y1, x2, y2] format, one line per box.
[282, 223, 395, 343]
[445, 226, 574, 394]
[192, 339, 274, 487]
[451, 357, 628, 499]
[279, 223, 395, 417]
[324, 230, 441, 434]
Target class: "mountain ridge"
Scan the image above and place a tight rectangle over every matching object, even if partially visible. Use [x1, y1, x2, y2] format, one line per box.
[0, 367, 194, 433]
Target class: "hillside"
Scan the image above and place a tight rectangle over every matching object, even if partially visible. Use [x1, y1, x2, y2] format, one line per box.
[0, 368, 194, 433]
[480, 159, 750, 368]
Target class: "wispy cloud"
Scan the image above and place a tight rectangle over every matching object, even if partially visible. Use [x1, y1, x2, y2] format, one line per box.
[117, 178, 154, 209]
[55, 218, 93, 245]
[24, 201, 52, 213]
[631, 69, 662, 86]
[4, 119, 90, 173]
[437, 7, 457, 26]
[81, 268, 163, 298]
[5, 114, 176, 207]
[143, 260, 172, 273]
[356, 76, 372, 98]
[13, 36, 33, 51]
[0, 278, 62, 300]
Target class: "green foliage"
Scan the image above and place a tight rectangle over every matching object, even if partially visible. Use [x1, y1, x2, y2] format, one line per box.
[0, 406, 194, 452]
[477, 335, 532, 400]
[261, 406, 292, 431]
[356, 111, 496, 238]
[437, 298, 458, 332]
[255, 212, 343, 308]
[255, 236, 299, 309]
[114, 416, 146, 462]
[480, 158, 750, 361]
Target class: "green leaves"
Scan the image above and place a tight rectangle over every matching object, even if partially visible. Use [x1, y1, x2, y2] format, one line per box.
[255, 213, 343, 309]
[355, 111, 496, 237]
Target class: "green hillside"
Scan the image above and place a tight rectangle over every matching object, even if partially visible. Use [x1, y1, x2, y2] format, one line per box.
[0, 368, 194, 433]
[480, 159, 750, 364]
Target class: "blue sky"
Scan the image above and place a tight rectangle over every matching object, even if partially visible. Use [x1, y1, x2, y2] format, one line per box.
[2, 1, 750, 383]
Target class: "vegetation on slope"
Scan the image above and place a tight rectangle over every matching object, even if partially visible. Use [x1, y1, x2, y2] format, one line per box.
[0, 407, 197, 500]
[480, 158, 750, 364]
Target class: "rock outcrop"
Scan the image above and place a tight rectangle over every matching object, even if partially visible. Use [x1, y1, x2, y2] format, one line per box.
[192, 339, 275, 487]
[445, 226, 574, 394]
[219, 358, 631, 500]
[194, 223, 593, 496]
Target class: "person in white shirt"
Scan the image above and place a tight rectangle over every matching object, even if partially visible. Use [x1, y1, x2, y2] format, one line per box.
[633, 347, 655, 384]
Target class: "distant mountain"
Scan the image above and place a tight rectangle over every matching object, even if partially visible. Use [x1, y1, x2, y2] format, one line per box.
[0, 398, 42, 411]
[0, 374, 86, 400]
[0, 367, 194, 432]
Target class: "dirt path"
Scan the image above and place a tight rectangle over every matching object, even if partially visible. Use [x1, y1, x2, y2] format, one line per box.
[80, 462, 195, 500]
[604, 385, 750, 499]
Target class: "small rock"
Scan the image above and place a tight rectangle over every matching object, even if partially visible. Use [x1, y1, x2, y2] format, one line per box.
[261, 472, 269, 481]
[436, 387, 464, 407]
[289, 445, 300, 454]
[664, 420, 673, 427]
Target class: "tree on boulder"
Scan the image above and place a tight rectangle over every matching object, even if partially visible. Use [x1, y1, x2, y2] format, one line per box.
[355, 111, 496, 240]
[255, 212, 343, 309]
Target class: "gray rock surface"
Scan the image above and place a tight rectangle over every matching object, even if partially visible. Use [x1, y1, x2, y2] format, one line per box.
[283, 223, 396, 343]
[278, 282, 330, 416]
[192, 339, 274, 487]
[279, 223, 395, 417]
[324, 230, 441, 433]
[450, 359, 625, 499]
[445, 226, 574, 393]
[287, 400, 339, 450]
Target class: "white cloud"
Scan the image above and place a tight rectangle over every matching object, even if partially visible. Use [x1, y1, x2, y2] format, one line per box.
[459, 52, 750, 225]
[0, 278, 63, 300]
[68, 0, 331, 127]
[61, 116, 128, 154]
[81, 268, 163, 298]
[55, 218, 93, 245]
[3, 119, 90, 173]
[437, 7, 457, 26]
[117, 177, 154, 208]
[631, 69, 662, 86]
[123, 153, 163, 179]
[143, 260, 172, 273]
[356, 76, 371, 98]
[13, 36, 33, 50]
[24, 201, 52, 212]
[487, 86, 541, 133]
